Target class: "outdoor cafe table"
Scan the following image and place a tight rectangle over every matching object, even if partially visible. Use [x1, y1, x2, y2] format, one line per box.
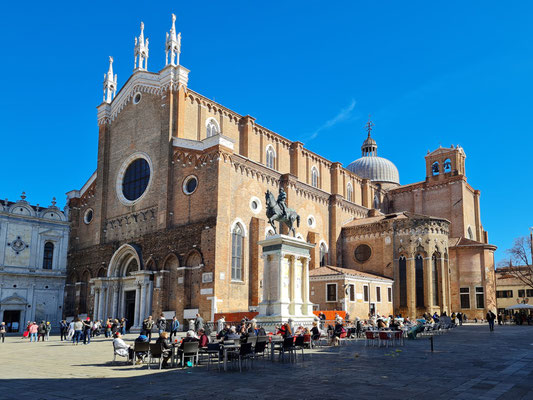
[269, 336, 284, 361]
[170, 342, 180, 368]
[222, 343, 239, 372]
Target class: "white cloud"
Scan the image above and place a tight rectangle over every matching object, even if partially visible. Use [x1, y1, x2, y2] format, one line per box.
[306, 99, 356, 141]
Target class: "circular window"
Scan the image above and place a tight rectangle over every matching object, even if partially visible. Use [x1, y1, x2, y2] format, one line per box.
[84, 209, 94, 224]
[307, 215, 316, 228]
[355, 244, 372, 263]
[122, 159, 150, 201]
[133, 92, 142, 104]
[116, 152, 153, 206]
[183, 175, 198, 195]
[249, 196, 262, 214]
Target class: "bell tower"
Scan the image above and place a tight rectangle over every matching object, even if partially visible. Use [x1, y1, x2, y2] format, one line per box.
[425, 145, 466, 181]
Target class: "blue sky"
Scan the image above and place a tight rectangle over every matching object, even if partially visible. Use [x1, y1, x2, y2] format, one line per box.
[1, 1, 532, 262]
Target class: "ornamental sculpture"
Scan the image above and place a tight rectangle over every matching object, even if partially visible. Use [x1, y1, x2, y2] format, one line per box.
[265, 188, 300, 237]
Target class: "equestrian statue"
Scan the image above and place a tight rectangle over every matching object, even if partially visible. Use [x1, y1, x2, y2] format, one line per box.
[265, 188, 300, 237]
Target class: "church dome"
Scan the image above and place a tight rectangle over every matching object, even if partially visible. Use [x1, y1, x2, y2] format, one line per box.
[346, 119, 400, 185]
[347, 156, 400, 184]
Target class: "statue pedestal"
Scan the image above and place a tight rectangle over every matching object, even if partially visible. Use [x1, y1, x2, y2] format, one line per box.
[256, 234, 315, 326]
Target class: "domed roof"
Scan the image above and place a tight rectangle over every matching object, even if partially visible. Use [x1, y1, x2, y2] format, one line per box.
[347, 119, 400, 185]
[347, 156, 400, 184]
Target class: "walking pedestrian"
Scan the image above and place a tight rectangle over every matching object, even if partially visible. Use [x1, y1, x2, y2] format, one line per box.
[486, 310, 496, 332]
[142, 316, 154, 341]
[72, 318, 83, 345]
[29, 322, 38, 342]
[194, 313, 204, 333]
[37, 321, 47, 342]
[0, 322, 6, 343]
[45, 321, 52, 341]
[497, 312, 503, 326]
[157, 314, 167, 337]
[170, 316, 180, 341]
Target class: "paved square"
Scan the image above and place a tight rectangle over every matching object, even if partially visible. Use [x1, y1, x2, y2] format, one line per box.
[0, 325, 532, 399]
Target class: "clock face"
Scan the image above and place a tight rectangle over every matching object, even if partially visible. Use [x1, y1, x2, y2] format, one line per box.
[355, 244, 372, 263]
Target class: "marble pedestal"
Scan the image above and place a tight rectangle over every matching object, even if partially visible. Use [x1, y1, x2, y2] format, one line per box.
[255, 234, 315, 325]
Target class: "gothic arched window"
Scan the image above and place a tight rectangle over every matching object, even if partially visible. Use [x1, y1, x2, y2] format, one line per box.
[311, 167, 319, 188]
[206, 118, 219, 138]
[231, 224, 244, 281]
[415, 254, 424, 308]
[266, 146, 276, 169]
[432, 253, 440, 306]
[399, 256, 407, 307]
[346, 183, 353, 202]
[43, 242, 54, 269]
[319, 242, 328, 267]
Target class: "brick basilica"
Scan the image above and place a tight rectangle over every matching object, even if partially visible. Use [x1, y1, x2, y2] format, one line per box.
[64, 16, 496, 329]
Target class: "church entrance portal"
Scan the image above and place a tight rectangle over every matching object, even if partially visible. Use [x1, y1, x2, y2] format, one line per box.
[125, 290, 136, 330]
[4, 310, 21, 332]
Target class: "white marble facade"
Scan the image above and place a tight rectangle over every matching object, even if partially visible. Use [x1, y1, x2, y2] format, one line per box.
[0, 194, 69, 332]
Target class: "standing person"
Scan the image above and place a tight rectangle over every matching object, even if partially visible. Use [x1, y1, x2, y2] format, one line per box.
[67, 320, 75, 340]
[170, 316, 180, 341]
[45, 321, 52, 341]
[120, 318, 127, 335]
[194, 313, 204, 333]
[83, 318, 92, 344]
[0, 322, 6, 343]
[486, 310, 496, 332]
[105, 319, 112, 338]
[29, 322, 38, 342]
[142, 316, 154, 341]
[72, 318, 83, 345]
[157, 314, 167, 337]
[37, 321, 47, 342]
[457, 312, 463, 326]
[60, 320, 68, 341]
[216, 316, 225, 334]
[497, 312, 503, 326]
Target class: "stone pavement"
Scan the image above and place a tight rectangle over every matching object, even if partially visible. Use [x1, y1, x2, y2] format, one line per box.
[0, 324, 533, 399]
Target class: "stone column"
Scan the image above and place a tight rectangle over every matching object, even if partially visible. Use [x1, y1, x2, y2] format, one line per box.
[146, 281, 153, 318]
[133, 284, 141, 328]
[139, 282, 147, 322]
[93, 289, 100, 321]
[301, 256, 311, 315]
[112, 286, 119, 319]
[289, 256, 296, 315]
[98, 287, 105, 321]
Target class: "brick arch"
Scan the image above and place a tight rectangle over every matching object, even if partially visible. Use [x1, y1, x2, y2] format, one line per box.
[184, 249, 203, 267]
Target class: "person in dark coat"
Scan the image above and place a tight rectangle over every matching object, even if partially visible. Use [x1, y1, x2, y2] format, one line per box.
[486, 310, 496, 332]
[155, 332, 172, 367]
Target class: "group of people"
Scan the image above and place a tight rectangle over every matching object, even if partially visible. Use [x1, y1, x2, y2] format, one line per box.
[22, 321, 52, 342]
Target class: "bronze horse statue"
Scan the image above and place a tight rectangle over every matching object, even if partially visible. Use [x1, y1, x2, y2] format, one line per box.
[265, 190, 300, 236]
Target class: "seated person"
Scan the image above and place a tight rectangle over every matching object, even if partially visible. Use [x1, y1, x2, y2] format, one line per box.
[180, 330, 199, 348]
[377, 319, 387, 330]
[113, 332, 133, 360]
[277, 323, 292, 338]
[224, 326, 241, 341]
[310, 322, 321, 340]
[217, 324, 230, 340]
[256, 324, 266, 336]
[155, 331, 172, 368]
[133, 333, 149, 363]
[197, 328, 209, 348]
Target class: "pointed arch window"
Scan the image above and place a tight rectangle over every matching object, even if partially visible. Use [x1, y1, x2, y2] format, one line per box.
[467, 226, 474, 240]
[43, 242, 54, 269]
[311, 167, 319, 188]
[346, 183, 353, 202]
[231, 224, 244, 281]
[415, 254, 424, 308]
[373, 194, 380, 209]
[206, 118, 219, 138]
[319, 242, 328, 267]
[266, 145, 276, 170]
[432, 253, 440, 306]
[399, 256, 407, 307]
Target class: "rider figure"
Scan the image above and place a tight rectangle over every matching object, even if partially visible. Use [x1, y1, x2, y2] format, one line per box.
[277, 188, 287, 218]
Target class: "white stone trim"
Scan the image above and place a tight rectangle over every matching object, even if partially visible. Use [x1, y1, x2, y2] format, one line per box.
[173, 134, 235, 151]
[311, 165, 319, 188]
[115, 152, 154, 206]
[265, 144, 276, 169]
[133, 92, 142, 104]
[307, 215, 316, 228]
[205, 117, 220, 137]
[318, 239, 328, 252]
[249, 196, 262, 215]
[230, 218, 247, 237]
[107, 243, 142, 277]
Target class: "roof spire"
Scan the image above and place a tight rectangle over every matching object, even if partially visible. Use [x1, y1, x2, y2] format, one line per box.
[103, 56, 117, 103]
[365, 114, 374, 138]
[165, 13, 181, 66]
[361, 115, 378, 157]
[134, 22, 149, 71]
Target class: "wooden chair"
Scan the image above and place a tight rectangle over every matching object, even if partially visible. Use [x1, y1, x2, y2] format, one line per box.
[293, 335, 306, 360]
